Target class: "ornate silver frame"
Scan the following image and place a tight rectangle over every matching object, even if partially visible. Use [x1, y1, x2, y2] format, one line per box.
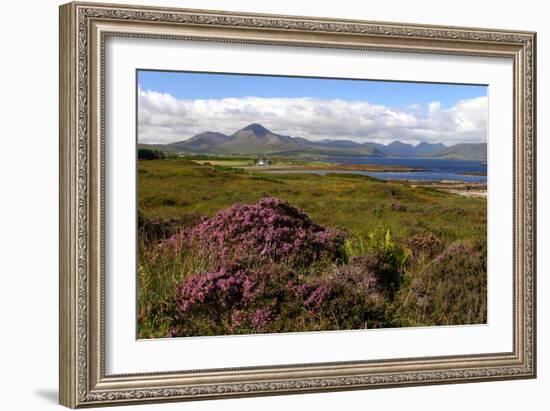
[59, 2, 536, 408]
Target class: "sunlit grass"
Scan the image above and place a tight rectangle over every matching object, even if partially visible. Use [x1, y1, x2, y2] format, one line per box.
[138, 159, 486, 244]
[137, 159, 487, 338]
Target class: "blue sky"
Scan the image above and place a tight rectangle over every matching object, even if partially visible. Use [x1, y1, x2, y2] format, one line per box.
[137, 70, 488, 145]
[138, 69, 486, 111]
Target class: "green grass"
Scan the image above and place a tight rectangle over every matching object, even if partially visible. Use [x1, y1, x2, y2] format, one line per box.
[193, 159, 255, 167]
[137, 158, 487, 338]
[138, 159, 486, 245]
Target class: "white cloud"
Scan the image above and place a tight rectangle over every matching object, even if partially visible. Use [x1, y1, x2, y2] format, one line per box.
[428, 101, 441, 115]
[138, 88, 487, 146]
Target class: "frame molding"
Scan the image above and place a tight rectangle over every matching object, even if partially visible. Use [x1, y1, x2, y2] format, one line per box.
[59, 2, 536, 408]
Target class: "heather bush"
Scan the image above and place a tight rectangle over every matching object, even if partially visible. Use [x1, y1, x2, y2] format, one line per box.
[141, 198, 346, 337]
[170, 263, 297, 335]
[406, 233, 444, 261]
[393, 240, 487, 326]
[170, 259, 392, 336]
[162, 205, 417, 336]
[344, 230, 410, 297]
[163, 197, 345, 267]
[311, 258, 391, 329]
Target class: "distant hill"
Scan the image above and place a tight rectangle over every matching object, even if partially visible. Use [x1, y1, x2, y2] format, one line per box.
[414, 142, 447, 155]
[383, 141, 417, 157]
[426, 143, 487, 161]
[218, 124, 303, 154]
[166, 123, 382, 156]
[152, 123, 486, 160]
[169, 131, 233, 153]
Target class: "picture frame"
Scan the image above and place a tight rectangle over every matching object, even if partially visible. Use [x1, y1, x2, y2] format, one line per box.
[59, 1, 536, 408]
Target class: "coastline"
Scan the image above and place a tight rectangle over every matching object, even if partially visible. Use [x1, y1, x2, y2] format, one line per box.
[407, 181, 487, 197]
[192, 157, 487, 197]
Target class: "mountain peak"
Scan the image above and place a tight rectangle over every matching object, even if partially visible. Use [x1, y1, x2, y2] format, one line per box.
[189, 131, 227, 139]
[239, 123, 271, 136]
[388, 140, 411, 147]
[416, 141, 446, 148]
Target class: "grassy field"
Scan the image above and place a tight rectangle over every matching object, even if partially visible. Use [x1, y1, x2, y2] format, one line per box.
[137, 158, 487, 338]
[138, 159, 486, 244]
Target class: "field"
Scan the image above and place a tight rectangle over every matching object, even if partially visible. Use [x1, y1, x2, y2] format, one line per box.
[137, 158, 487, 338]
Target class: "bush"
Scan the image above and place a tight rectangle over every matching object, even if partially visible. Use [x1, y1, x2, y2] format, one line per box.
[138, 148, 165, 160]
[138, 211, 204, 247]
[344, 230, 409, 298]
[163, 199, 411, 336]
[406, 233, 444, 261]
[163, 197, 345, 267]
[314, 258, 391, 329]
[171, 263, 298, 335]
[394, 240, 487, 326]
[170, 259, 392, 336]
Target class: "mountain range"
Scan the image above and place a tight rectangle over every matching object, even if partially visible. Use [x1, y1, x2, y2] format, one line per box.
[145, 123, 487, 160]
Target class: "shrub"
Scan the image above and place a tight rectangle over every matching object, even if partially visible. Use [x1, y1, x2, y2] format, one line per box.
[344, 230, 409, 297]
[313, 259, 390, 329]
[138, 148, 165, 160]
[171, 263, 299, 336]
[138, 211, 204, 247]
[168, 224, 407, 337]
[170, 259, 392, 336]
[394, 240, 487, 326]
[406, 233, 444, 261]
[163, 197, 345, 267]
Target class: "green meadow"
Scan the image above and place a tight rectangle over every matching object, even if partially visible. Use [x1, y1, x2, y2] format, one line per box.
[137, 158, 487, 338]
[138, 159, 486, 244]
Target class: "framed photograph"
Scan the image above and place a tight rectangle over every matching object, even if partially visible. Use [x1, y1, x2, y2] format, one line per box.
[59, 2, 537, 408]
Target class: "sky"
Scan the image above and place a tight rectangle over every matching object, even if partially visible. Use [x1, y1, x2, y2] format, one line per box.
[137, 70, 488, 146]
